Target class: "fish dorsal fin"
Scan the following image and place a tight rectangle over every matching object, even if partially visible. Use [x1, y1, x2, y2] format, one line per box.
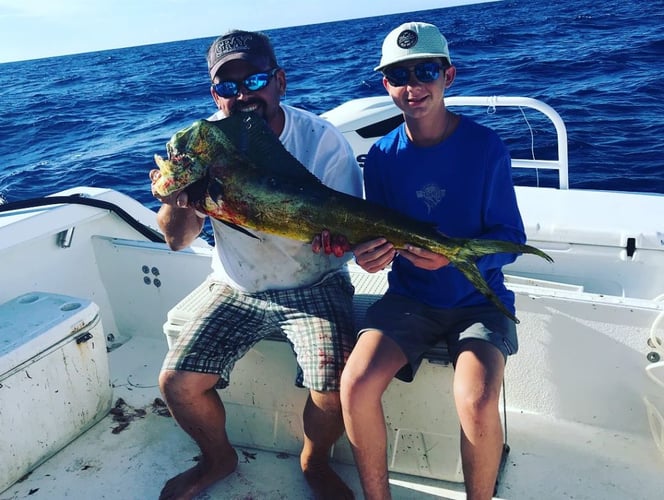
[207, 112, 324, 184]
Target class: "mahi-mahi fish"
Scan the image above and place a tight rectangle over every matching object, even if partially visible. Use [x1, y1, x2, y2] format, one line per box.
[153, 112, 553, 323]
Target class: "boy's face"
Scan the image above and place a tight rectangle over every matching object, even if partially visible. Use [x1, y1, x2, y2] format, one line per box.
[382, 58, 455, 118]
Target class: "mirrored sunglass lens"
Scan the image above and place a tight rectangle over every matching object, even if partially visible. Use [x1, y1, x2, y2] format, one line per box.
[384, 67, 410, 86]
[414, 63, 440, 82]
[384, 63, 442, 86]
[214, 72, 271, 97]
[244, 73, 269, 91]
[215, 81, 239, 97]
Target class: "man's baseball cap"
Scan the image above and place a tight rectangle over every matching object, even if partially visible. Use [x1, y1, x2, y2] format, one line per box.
[207, 30, 278, 80]
[374, 22, 451, 71]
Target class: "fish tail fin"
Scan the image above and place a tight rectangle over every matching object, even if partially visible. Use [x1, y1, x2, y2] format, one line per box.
[449, 239, 553, 324]
[458, 239, 554, 264]
[454, 261, 519, 323]
[517, 242, 554, 263]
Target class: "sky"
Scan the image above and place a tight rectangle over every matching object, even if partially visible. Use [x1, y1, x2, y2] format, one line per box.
[0, 0, 490, 63]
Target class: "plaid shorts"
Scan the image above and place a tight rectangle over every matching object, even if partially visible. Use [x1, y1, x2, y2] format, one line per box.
[162, 272, 355, 392]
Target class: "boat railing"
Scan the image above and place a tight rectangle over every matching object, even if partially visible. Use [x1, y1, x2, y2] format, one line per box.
[445, 96, 569, 189]
[323, 95, 570, 190]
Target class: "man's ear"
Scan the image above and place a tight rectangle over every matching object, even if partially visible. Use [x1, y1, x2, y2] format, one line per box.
[276, 68, 287, 96]
[210, 86, 223, 108]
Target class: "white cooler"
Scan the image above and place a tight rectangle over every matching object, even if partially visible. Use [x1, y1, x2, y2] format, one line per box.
[0, 292, 113, 494]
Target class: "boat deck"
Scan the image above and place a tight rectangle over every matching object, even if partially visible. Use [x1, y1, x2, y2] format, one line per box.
[2, 182, 664, 499]
[3, 333, 662, 500]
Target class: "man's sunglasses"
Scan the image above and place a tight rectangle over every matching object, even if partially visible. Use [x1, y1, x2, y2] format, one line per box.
[212, 68, 279, 98]
[383, 62, 446, 87]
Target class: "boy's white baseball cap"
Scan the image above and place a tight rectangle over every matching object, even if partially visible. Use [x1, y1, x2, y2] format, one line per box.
[375, 22, 451, 71]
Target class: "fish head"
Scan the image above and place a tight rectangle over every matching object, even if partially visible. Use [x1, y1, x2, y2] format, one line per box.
[153, 119, 239, 198]
[153, 111, 316, 205]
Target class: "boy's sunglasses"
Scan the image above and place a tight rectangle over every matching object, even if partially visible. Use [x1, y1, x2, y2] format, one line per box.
[383, 62, 446, 87]
[212, 68, 279, 98]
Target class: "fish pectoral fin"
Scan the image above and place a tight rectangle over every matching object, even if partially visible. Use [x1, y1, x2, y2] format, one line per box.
[201, 178, 259, 240]
[218, 220, 260, 240]
[454, 261, 519, 324]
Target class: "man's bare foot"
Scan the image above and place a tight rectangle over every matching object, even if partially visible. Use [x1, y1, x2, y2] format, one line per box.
[159, 449, 238, 500]
[302, 458, 355, 500]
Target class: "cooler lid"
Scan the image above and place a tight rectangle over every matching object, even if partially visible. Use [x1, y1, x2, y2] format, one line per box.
[517, 186, 664, 251]
[0, 292, 99, 376]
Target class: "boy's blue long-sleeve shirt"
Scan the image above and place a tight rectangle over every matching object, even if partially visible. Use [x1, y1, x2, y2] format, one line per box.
[363, 114, 526, 314]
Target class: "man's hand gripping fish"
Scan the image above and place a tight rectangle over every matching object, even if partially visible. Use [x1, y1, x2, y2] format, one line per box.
[153, 112, 553, 323]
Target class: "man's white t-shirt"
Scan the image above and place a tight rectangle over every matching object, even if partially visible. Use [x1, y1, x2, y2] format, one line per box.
[206, 104, 363, 292]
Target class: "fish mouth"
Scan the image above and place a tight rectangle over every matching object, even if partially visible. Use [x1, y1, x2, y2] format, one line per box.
[182, 177, 209, 205]
[153, 153, 171, 172]
[153, 153, 207, 197]
[153, 153, 208, 203]
[153, 120, 212, 197]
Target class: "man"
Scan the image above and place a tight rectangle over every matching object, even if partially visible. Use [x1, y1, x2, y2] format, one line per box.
[150, 30, 362, 500]
[341, 22, 525, 500]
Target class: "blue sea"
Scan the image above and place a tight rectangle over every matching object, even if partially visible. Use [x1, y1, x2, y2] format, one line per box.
[1, 0, 663, 212]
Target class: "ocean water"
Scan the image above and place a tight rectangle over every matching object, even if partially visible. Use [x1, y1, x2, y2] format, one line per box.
[1, 0, 663, 212]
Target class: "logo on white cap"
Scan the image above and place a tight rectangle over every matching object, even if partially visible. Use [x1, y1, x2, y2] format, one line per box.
[397, 30, 418, 49]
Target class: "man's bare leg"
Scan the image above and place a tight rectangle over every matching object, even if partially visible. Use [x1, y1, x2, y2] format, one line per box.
[340, 331, 408, 500]
[454, 340, 505, 500]
[159, 370, 239, 500]
[301, 390, 354, 499]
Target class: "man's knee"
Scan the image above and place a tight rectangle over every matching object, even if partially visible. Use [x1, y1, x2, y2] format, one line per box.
[159, 369, 219, 401]
[158, 369, 177, 394]
[309, 389, 342, 412]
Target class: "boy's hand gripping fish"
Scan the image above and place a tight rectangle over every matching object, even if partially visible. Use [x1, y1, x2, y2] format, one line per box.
[153, 112, 553, 323]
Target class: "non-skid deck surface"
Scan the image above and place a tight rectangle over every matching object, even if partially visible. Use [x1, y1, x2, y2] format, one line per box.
[4, 334, 663, 499]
